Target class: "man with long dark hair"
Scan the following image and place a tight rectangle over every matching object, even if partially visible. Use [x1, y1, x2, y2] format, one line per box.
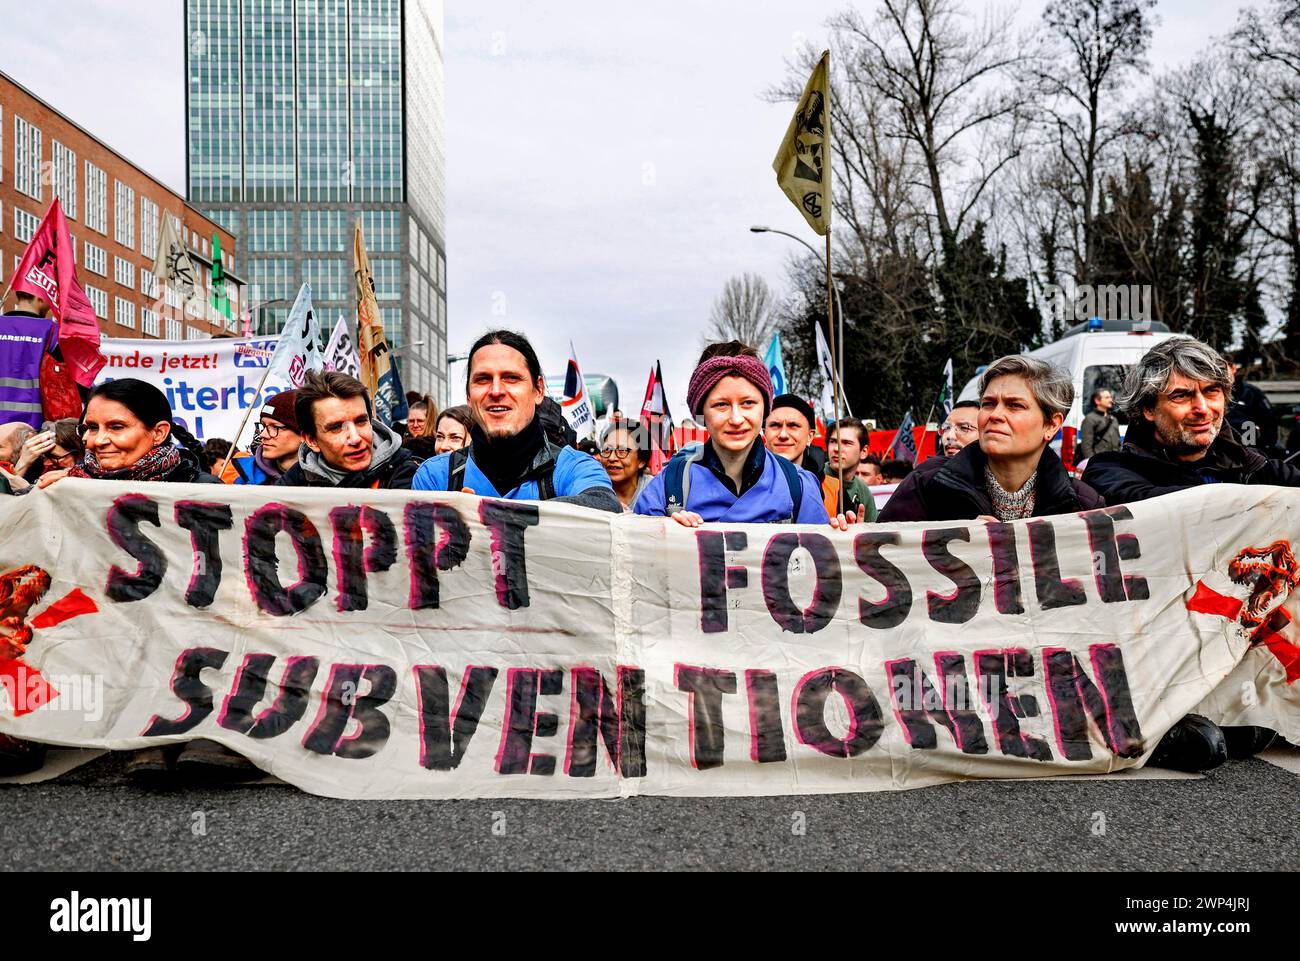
[412, 330, 620, 511]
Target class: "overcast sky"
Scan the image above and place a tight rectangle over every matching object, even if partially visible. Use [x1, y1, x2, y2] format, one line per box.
[0, 0, 1248, 413]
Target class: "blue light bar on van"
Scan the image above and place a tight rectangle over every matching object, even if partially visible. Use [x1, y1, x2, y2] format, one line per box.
[1087, 316, 1104, 331]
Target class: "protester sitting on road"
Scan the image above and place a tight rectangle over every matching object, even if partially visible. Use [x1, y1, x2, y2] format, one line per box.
[881, 459, 914, 483]
[857, 453, 884, 486]
[599, 418, 652, 512]
[412, 330, 620, 511]
[277, 371, 421, 489]
[12, 378, 242, 781]
[1077, 389, 1121, 461]
[636, 342, 845, 527]
[433, 405, 473, 455]
[403, 394, 440, 459]
[825, 416, 878, 521]
[940, 400, 980, 457]
[1084, 336, 1300, 504]
[766, 398, 876, 521]
[879, 355, 1103, 524]
[1082, 336, 1288, 771]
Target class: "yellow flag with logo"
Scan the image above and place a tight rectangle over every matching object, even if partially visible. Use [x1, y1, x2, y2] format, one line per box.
[353, 220, 408, 425]
[772, 50, 831, 236]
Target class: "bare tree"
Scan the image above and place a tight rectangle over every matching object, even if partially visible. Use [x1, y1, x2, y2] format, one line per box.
[1034, 0, 1157, 286]
[830, 0, 1032, 252]
[704, 273, 780, 349]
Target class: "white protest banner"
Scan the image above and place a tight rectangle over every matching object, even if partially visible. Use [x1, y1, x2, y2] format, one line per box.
[325, 314, 361, 380]
[561, 341, 596, 440]
[96, 336, 295, 443]
[264, 283, 324, 390]
[1, 483, 1297, 800]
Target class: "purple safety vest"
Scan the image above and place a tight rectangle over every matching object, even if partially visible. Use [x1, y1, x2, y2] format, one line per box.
[0, 312, 57, 429]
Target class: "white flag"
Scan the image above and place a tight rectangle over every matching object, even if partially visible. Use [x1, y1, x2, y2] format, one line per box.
[153, 214, 199, 303]
[266, 283, 324, 390]
[324, 314, 361, 380]
[561, 341, 597, 440]
[814, 322, 852, 420]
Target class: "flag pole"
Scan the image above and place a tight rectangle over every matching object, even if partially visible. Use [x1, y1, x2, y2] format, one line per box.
[825, 228, 844, 516]
[215, 356, 275, 481]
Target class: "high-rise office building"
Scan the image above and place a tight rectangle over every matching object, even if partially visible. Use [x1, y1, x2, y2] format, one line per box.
[185, 0, 447, 402]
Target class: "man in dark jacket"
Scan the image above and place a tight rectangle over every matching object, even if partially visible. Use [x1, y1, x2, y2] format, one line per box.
[1227, 360, 1279, 453]
[277, 370, 421, 489]
[1082, 335, 1288, 770]
[1077, 389, 1121, 461]
[1083, 342, 1300, 503]
[879, 441, 1103, 521]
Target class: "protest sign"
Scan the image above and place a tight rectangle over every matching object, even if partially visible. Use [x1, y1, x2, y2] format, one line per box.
[96, 336, 294, 442]
[1, 483, 1297, 799]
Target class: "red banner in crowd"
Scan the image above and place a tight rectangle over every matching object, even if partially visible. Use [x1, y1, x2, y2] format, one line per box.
[9, 198, 105, 387]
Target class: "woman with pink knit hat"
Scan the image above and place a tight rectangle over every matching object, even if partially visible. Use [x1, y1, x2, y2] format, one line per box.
[635, 342, 854, 527]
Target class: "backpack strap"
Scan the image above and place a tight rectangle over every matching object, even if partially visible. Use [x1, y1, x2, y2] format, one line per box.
[446, 448, 470, 492]
[663, 445, 707, 515]
[771, 452, 804, 522]
[534, 440, 559, 500]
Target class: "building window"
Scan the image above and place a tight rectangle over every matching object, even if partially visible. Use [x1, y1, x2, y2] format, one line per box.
[141, 267, 159, 298]
[185, 325, 206, 341]
[140, 197, 160, 259]
[114, 180, 135, 248]
[85, 285, 108, 319]
[166, 317, 183, 341]
[14, 207, 39, 243]
[13, 116, 42, 201]
[114, 257, 135, 290]
[84, 242, 107, 276]
[83, 162, 107, 233]
[115, 297, 135, 329]
[51, 141, 78, 220]
[141, 307, 160, 337]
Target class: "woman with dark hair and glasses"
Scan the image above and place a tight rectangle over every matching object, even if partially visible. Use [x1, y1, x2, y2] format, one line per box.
[599, 419, 651, 512]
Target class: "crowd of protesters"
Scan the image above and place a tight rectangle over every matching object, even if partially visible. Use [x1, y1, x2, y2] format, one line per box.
[1, 319, 1297, 779]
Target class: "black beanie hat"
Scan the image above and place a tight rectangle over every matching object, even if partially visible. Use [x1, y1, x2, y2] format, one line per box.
[769, 393, 816, 431]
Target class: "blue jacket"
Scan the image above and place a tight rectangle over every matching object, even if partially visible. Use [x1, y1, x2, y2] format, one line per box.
[412, 444, 614, 501]
[635, 442, 830, 524]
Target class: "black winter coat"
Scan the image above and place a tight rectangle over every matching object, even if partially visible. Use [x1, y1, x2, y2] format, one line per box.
[878, 442, 1104, 523]
[1081, 420, 1300, 506]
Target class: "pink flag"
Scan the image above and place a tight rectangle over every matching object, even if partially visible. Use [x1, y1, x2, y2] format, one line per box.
[10, 198, 105, 386]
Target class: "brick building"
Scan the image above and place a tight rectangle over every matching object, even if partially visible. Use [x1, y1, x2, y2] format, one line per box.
[0, 70, 244, 341]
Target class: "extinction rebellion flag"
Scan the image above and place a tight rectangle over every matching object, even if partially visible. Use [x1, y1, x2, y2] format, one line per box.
[773, 49, 832, 236]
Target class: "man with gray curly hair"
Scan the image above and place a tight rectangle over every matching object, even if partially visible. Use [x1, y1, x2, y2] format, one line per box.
[1082, 335, 1300, 504]
[1082, 334, 1292, 769]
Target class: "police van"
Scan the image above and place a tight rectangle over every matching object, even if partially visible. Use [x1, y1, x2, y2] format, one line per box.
[956, 319, 1178, 470]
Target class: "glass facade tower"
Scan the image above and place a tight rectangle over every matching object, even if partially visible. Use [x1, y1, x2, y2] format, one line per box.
[185, 0, 447, 402]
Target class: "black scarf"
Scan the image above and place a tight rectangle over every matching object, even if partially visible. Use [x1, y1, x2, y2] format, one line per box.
[469, 414, 546, 496]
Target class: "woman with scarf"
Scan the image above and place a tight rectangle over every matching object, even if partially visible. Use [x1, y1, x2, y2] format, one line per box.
[635, 343, 854, 527]
[878, 355, 1103, 523]
[24, 378, 256, 783]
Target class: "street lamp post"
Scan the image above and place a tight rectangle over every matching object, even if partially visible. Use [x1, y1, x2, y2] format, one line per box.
[750, 226, 848, 420]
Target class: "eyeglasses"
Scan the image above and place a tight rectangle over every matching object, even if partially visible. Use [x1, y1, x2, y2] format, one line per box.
[47, 450, 77, 466]
[600, 447, 634, 459]
[258, 422, 287, 439]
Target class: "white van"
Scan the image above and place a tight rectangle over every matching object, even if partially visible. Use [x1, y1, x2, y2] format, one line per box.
[956, 320, 1178, 470]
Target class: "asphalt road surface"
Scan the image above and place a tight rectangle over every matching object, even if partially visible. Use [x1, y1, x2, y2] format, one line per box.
[2, 750, 1297, 871]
